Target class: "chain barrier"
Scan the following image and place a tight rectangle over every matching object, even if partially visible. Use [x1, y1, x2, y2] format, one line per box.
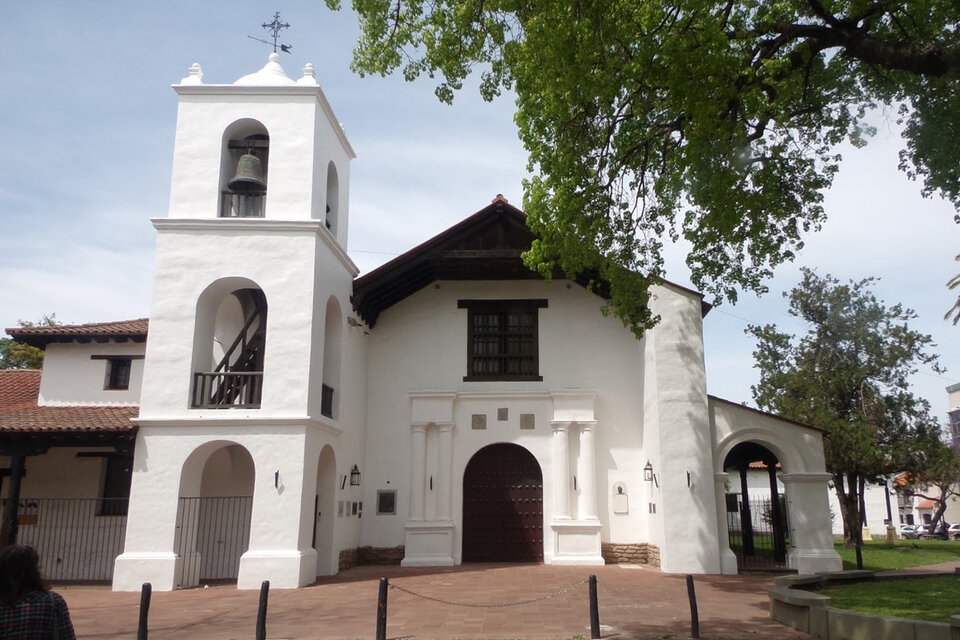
[388, 577, 589, 608]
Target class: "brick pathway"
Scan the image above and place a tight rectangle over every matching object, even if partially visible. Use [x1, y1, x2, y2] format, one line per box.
[57, 564, 811, 640]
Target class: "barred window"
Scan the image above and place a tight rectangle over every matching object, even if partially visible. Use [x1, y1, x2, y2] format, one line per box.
[104, 358, 132, 390]
[458, 299, 546, 381]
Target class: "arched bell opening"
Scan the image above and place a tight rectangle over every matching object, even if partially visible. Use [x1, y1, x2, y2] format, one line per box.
[722, 442, 789, 572]
[220, 119, 269, 218]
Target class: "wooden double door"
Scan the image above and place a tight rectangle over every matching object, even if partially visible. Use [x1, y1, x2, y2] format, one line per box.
[462, 443, 544, 562]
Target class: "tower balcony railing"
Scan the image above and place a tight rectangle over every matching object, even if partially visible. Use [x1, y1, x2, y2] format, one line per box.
[220, 191, 265, 218]
[192, 371, 263, 409]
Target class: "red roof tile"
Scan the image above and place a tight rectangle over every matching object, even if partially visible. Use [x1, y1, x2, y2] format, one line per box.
[6, 319, 148, 348]
[0, 370, 137, 434]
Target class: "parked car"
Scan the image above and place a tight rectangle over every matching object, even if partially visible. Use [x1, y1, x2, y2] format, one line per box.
[899, 524, 918, 539]
[947, 523, 960, 540]
[915, 524, 930, 537]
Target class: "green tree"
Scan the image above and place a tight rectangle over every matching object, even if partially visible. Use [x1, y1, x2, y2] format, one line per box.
[0, 314, 60, 370]
[748, 269, 942, 545]
[899, 432, 960, 537]
[329, 0, 960, 336]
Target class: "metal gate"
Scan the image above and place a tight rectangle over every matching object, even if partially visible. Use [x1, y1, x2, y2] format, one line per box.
[1, 497, 128, 582]
[725, 494, 790, 571]
[174, 496, 252, 587]
[462, 443, 543, 562]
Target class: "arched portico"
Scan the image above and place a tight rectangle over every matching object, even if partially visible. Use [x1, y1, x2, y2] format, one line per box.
[709, 399, 842, 575]
[175, 441, 255, 587]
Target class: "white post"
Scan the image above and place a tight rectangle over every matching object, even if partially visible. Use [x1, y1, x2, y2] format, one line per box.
[436, 423, 454, 521]
[410, 424, 427, 521]
[577, 421, 599, 520]
[552, 421, 571, 519]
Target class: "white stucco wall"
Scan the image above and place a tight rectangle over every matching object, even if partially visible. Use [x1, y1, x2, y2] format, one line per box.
[38, 341, 144, 406]
[361, 279, 662, 558]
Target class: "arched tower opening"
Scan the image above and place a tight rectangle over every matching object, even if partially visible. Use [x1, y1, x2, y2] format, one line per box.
[321, 296, 342, 419]
[325, 162, 339, 236]
[220, 119, 269, 218]
[192, 279, 267, 409]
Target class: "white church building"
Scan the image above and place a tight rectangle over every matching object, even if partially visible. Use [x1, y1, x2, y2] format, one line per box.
[0, 53, 842, 591]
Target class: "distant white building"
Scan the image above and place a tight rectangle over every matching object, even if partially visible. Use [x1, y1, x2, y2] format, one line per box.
[0, 53, 842, 591]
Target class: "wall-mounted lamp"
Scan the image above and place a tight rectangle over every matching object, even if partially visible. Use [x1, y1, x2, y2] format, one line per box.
[644, 461, 654, 482]
[350, 464, 362, 486]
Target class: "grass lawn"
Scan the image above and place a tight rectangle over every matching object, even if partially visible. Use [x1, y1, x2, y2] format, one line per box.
[833, 539, 960, 571]
[818, 576, 960, 622]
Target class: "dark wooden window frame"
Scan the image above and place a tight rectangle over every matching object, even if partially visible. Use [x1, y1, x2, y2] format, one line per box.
[91, 355, 143, 391]
[458, 299, 547, 382]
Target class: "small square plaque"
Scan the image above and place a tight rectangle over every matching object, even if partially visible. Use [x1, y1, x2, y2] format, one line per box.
[497, 408, 508, 421]
[471, 414, 487, 430]
[520, 413, 535, 430]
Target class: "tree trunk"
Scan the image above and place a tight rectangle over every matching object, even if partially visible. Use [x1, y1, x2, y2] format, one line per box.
[833, 473, 863, 546]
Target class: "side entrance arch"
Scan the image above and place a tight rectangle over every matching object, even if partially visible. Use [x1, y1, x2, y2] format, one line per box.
[723, 441, 788, 572]
[462, 443, 543, 562]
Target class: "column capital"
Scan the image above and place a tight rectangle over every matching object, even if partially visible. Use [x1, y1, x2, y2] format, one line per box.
[575, 420, 598, 431]
[410, 422, 429, 433]
[550, 420, 573, 431]
[436, 422, 455, 433]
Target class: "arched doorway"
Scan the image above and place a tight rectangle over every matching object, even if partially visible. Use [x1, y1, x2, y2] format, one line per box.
[462, 443, 543, 562]
[175, 442, 255, 587]
[313, 445, 337, 576]
[723, 442, 788, 571]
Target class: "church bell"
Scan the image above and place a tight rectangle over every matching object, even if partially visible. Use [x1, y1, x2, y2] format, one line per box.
[228, 151, 267, 192]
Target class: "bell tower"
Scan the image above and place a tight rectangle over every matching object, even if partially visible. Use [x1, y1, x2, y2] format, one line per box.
[114, 51, 362, 592]
[166, 53, 354, 242]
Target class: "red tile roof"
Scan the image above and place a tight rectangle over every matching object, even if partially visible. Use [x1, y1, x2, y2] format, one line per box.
[0, 370, 137, 434]
[6, 319, 148, 348]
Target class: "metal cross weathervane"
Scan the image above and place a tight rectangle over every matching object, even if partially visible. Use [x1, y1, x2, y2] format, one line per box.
[248, 11, 292, 54]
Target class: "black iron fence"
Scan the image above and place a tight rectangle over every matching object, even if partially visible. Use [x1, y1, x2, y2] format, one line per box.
[725, 494, 790, 571]
[174, 496, 253, 587]
[1, 497, 128, 582]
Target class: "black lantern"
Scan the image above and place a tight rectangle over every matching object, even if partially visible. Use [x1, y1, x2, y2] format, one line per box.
[350, 465, 361, 486]
[643, 461, 654, 482]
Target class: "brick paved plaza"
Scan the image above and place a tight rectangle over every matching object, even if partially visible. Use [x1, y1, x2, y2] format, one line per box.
[58, 563, 812, 639]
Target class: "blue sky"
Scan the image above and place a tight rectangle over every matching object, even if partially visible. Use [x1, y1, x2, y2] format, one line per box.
[2, 2, 958, 420]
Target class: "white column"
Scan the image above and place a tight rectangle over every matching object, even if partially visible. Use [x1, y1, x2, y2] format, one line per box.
[551, 420, 572, 519]
[410, 424, 427, 521]
[436, 423, 454, 521]
[577, 420, 598, 520]
[781, 472, 843, 574]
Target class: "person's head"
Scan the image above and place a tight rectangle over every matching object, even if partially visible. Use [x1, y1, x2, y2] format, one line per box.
[0, 544, 48, 604]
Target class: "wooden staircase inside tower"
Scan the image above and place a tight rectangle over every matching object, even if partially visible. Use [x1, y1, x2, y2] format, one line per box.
[192, 304, 265, 409]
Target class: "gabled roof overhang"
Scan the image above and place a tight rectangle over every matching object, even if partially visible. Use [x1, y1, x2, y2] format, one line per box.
[351, 197, 709, 327]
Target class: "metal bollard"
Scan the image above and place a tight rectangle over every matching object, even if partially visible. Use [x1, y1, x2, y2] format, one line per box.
[685, 575, 700, 639]
[137, 583, 151, 640]
[589, 574, 600, 640]
[376, 577, 388, 640]
[256, 580, 269, 640]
